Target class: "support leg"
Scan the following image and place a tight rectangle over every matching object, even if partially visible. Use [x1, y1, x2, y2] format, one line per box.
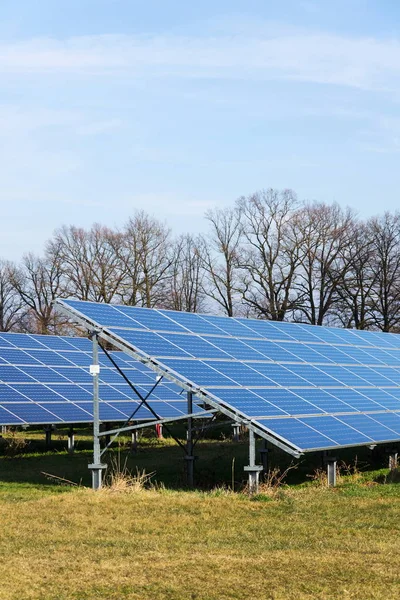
[244, 429, 263, 494]
[389, 451, 398, 471]
[232, 423, 241, 442]
[327, 458, 337, 487]
[185, 392, 195, 487]
[155, 423, 163, 439]
[68, 427, 75, 454]
[44, 426, 52, 450]
[89, 332, 107, 490]
[131, 427, 138, 453]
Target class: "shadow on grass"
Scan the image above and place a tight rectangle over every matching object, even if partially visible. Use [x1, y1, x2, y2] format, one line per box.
[1, 429, 399, 492]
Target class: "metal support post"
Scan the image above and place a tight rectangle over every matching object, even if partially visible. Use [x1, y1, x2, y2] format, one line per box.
[1, 425, 7, 435]
[327, 458, 337, 487]
[232, 423, 241, 442]
[244, 429, 263, 494]
[155, 423, 163, 439]
[44, 426, 52, 449]
[131, 428, 138, 453]
[259, 439, 269, 474]
[185, 391, 195, 487]
[389, 451, 398, 471]
[88, 333, 106, 490]
[67, 427, 75, 454]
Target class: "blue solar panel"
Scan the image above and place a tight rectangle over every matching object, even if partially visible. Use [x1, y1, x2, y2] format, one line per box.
[0, 349, 43, 365]
[290, 365, 340, 387]
[301, 416, 372, 445]
[26, 350, 76, 367]
[241, 339, 298, 362]
[204, 361, 273, 386]
[0, 336, 18, 348]
[258, 417, 338, 450]
[198, 315, 260, 338]
[110, 329, 191, 358]
[280, 343, 333, 364]
[0, 385, 30, 402]
[269, 322, 322, 344]
[236, 319, 295, 341]
[370, 412, 400, 434]
[4, 403, 62, 423]
[56, 299, 400, 454]
[207, 388, 288, 417]
[0, 366, 36, 383]
[251, 363, 311, 387]
[315, 366, 370, 387]
[326, 389, 383, 412]
[0, 331, 203, 426]
[254, 388, 325, 415]
[289, 389, 352, 413]
[11, 384, 66, 402]
[361, 389, 400, 410]
[0, 405, 24, 424]
[162, 333, 229, 359]
[162, 358, 234, 386]
[159, 310, 224, 336]
[338, 414, 399, 442]
[373, 368, 400, 385]
[116, 305, 188, 333]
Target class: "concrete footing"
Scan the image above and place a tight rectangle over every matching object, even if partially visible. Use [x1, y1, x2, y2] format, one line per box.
[244, 465, 263, 494]
[88, 463, 107, 490]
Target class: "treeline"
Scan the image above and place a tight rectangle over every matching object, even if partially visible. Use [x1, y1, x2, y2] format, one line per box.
[1, 188, 400, 335]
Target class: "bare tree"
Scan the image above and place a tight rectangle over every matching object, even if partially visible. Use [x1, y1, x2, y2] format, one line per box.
[117, 212, 174, 307]
[335, 221, 377, 329]
[0, 260, 25, 331]
[369, 212, 400, 332]
[48, 224, 125, 303]
[292, 202, 355, 326]
[200, 207, 242, 316]
[236, 189, 301, 320]
[10, 252, 66, 334]
[164, 234, 206, 312]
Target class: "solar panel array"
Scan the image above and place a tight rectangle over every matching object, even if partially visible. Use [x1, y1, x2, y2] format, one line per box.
[0, 332, 202, 426]
[58, 299, 400, 454]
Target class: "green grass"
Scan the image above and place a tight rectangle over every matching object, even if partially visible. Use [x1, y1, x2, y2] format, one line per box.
[1, 429, 400, 599]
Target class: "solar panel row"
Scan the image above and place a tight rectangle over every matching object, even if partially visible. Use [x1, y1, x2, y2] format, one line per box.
[57, 299, 400, 453]
[0, 332, 203, 426]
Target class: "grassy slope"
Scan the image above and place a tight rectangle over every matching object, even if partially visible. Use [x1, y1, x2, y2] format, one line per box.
[1, 484, 400, 600]
[0, 431, 400, 599]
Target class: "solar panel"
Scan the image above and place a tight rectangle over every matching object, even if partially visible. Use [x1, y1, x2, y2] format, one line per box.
[0, 332, 205, 426]
[56, 299, 400, 455]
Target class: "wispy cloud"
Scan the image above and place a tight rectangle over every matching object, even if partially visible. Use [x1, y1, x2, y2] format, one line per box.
[0, 30, 400, 91]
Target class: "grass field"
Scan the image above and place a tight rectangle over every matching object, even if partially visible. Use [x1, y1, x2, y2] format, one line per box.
[1, 428, 400, 599]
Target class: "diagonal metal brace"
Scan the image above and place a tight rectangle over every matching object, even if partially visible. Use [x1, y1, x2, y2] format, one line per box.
[98, 341, 189, 455]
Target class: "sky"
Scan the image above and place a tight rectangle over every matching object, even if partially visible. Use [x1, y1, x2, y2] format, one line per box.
[1, 0, 400, 261]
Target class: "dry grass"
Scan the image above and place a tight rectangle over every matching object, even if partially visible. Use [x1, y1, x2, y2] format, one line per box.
[0, 483, 400, 599]
[104, 453, 155, 493]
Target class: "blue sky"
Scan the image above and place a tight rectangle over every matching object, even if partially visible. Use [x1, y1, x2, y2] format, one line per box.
[1, 0, 400, 261]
